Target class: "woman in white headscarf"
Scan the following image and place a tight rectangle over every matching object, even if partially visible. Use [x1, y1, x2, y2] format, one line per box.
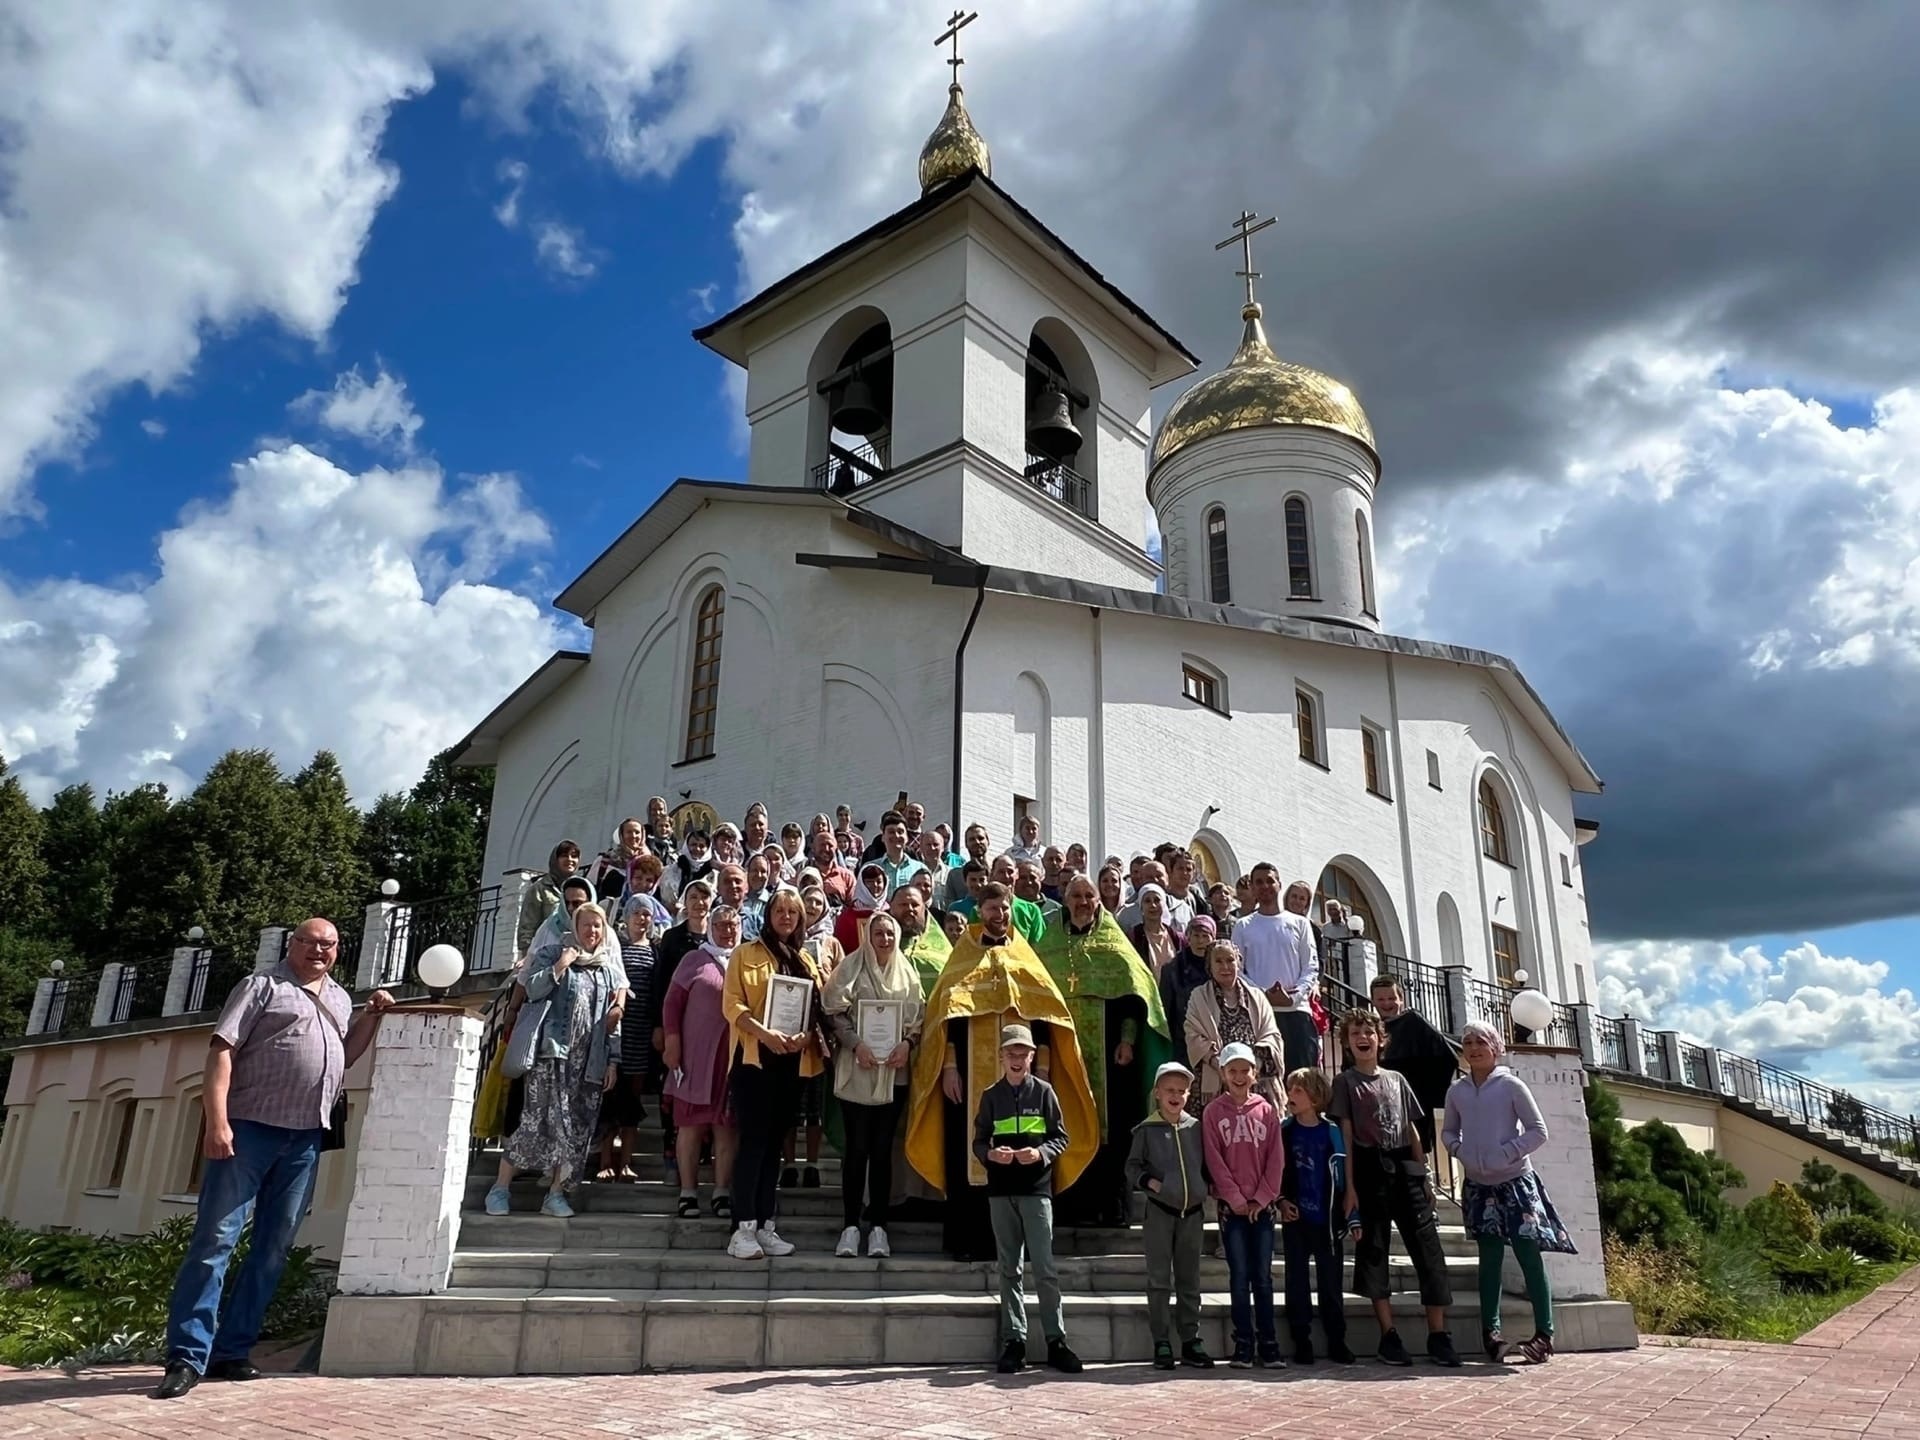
[833, 862, 889, 954]
[821, 911, 923, 1258]
[1127, 883, 1183, 976]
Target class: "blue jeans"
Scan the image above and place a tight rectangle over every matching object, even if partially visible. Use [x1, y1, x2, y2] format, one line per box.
[165, 1118, 325, 1373]
[1220, 1209, 1277, 1349]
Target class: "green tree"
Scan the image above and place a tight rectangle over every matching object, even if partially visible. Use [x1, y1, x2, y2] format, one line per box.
[173, 750, 306, 957]
[0, 926, 68, 1102]
[37, 783, 111, 952]
[358, 749, 493, 901]
[0, 757, 47, 933]
[1588, 1077, 1733, 1248]
[289, 752, 370, 924]
[99, 783, 198, 960]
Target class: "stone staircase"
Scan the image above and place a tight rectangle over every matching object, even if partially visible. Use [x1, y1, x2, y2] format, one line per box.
[321, 1125, 1636, 1375]
[1725, 1094, 1920, 1186]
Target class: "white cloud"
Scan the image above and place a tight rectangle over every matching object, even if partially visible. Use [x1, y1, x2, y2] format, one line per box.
[494, 158, 528, 229]
[533, 221, 598, 279]
[291, 365, 423, 450]
[140, 419, 166, 439]
[1, 375, 564, 804]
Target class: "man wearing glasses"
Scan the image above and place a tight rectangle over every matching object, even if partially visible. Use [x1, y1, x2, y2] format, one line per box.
[155, 918, 395, 1399]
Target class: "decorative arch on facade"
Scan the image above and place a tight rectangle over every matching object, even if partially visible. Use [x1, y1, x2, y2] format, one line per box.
[807, 304, 895, 481]
[1435, 891, 1465, 970]
[1283, 492, 1316, 599]
[508, 740, 581, 869]
[821, 661, 918, 787]
[1312, 852, 1405, 957]
[1011, 670, 1053, 830]
[1027, 316, 1102, 500]
[1188, 826, 1240, 889]
[1468, 757, 1540, 988]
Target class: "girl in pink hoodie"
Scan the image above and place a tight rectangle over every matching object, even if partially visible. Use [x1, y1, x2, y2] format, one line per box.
[1202, 1042, 1287, 1367]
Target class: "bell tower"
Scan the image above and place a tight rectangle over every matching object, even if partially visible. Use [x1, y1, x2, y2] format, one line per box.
[691, 14, 1196, 590]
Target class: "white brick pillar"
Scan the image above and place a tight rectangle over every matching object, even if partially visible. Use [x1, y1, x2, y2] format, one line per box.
[357, 901, 402, 989]
[163, 946, 204, 1018]
[1619, 1016, 1647, 1077]
[253, 926, 287, 974]
[491, 869, 540, 972]
[1659, 1031, 1685, 1085]
[26, 977, 58, 1035]
[1443, 967, 1471, 1037]
[336, 1008, 483, 1296]
[1506, 1047, 1609, 1299]
[1702, 1047, 1728, 1096]
[1572, 1003, 1597, 1068]
[91, 963, 126, 1027]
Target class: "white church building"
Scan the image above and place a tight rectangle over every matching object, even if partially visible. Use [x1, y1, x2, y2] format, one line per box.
[453, 76, 1604, 1006]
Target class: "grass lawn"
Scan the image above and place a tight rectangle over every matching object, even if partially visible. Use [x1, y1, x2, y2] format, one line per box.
[1718, 1262, 1910, 1342]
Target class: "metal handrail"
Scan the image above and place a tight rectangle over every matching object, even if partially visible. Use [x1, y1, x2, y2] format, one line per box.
[810, 440, 888, 495]
[1023, 451, 1094, 518]
[382, 885, 503, 986]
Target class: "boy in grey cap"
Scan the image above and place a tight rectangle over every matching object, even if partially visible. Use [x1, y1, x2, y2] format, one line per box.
[1124, 1060, 1215, 1369]
[973, 1023, 1081, 1374]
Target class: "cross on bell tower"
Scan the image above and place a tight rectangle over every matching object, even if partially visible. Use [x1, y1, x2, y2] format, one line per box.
[919, 9, 990, 193]
[1215, 208, 1276, 313]
[936, 9, 979, 78]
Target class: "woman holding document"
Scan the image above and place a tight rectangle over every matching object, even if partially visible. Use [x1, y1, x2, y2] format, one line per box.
[822, 911, 925, 1258]
[721, 888, 827, 1259]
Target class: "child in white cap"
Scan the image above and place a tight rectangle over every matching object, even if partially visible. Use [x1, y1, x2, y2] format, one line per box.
[1202, 1041, 1287, 1367]
[1124, 1060, 1216, 1370]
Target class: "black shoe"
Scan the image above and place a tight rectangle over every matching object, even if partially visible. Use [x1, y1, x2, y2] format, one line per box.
[1180, 1340, 1215, 1369]
[1229, 1341, 1253, 1369]
[1427, 1331, 1462, 1368]
[1483, 1329, 1508, 1364]
[997, 1340, 1026, 1374]
[1292, 1331, 1316, 1366]
[803, 1165, 821, 1188]
[1152, 1340, 1176, 1370]
[153, 1363, 199, 1399]
[204, 1358, 261, 1382]
[1255, 1343, 1286, 1369]
[1046, 1339, 1083, 1374]
[1326, 1338, 1357, 1365]
[780, 1166, 799, 1188]
[1377, 1328, 1413, 1367]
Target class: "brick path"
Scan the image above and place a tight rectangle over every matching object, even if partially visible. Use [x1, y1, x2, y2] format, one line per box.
[5, 1270, 1918, 1439]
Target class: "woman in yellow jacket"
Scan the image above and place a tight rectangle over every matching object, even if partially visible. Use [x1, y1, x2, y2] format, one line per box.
[721, 888, 828, 1259]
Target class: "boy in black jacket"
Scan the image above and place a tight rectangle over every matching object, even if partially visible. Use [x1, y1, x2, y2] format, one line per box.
[1124, 1061, 1216, 1371]
[974, 1023, 1082, 1375]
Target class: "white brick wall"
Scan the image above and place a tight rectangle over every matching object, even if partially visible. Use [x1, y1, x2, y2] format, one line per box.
[336, 1011, 482, 1297]
[1507, 1049, 1608, 1300]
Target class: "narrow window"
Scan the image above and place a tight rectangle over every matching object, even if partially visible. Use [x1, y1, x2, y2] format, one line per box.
[1426, 748, 1442, 790]
[1356, 510, 1376, 616]
[1296, 688, 1321, 765]
[1361, 722, 1390, 799]
[1285, 496, 1314, 597]
[1491, 924, 1522, 986]
[684, 586, 725, 762]
[1205, 506, 1232, 604]
[1182, 664, 1220, 712]
[1479, 777, 1512, 865]
[1560, 853, 1573, 887]
[100, 1099, 137, 1190]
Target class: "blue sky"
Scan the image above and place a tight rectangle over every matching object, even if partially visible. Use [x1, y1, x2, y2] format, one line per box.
[4, 4, 1920, 1107]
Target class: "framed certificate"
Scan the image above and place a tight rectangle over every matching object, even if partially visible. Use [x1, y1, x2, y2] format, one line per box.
[762, 973, 814, 1035]
[858, 998, 904, 1054]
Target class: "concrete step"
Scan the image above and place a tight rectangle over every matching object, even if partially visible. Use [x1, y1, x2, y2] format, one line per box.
[448, 1245, 1480, 1295]
[456, 1211, 1484, 1260]
[322, 1288, 1638, 1375]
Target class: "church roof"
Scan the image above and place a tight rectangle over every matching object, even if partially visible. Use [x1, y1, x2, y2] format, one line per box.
[447, 648, 589, 768]
[693, 169, 1198, 382]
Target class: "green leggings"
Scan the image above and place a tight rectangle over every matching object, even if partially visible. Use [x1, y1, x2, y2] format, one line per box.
[1477, 1234, 1553, 1338]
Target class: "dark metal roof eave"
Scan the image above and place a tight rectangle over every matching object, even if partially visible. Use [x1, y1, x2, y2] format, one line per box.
[447, 650, 590, 768]
[693, 169, 1198, 375]
[966, 568, 1604, 795]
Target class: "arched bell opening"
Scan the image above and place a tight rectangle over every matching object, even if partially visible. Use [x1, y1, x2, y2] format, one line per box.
[807, 308, 895, 495]
[1024, 319, 1100, 519]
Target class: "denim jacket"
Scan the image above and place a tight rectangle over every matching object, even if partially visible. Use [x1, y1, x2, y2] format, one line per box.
[525, 939, 628, 1084]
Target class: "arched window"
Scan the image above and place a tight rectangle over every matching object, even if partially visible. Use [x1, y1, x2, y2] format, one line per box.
[1284, 495, 1314, 597]
[684, 586, 725, 762]
[1189, 837, 1223, 886]
[1316, 863, 1380, 942]
[1356, 510, 1376, 616]
[1205, 506, 1231, 603]
[1478, 777, 1512, 865]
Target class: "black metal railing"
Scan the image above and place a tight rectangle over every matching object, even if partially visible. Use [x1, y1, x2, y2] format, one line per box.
[382, 885, 502, 986]
[1682, 1043, 1710, 1089]
[43, 978, 69, 1034]
[1595, 1013, 1627, 1071]
[1462, 974, 1512, 1035]
[1539, 1000, 1579, 1050]
[187, 949, 252, 1014]
[1372, 951, 1456, 1033]
[56, 970, 108, 1035]
[810, 440, 888, 496]
[105, 956, 174, 1025]
[1717, 1052, 1920, 1160]
[1023, 451, 1094, 519]
[1641, 1030, 1672, 1082]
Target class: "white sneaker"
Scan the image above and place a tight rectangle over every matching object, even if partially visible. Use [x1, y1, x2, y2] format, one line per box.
[756, 1225, 796, 1257]
[835, 1225, 861, 1257]
[726, 1223, 764, 1260]
[867, 1225, 891, 1258]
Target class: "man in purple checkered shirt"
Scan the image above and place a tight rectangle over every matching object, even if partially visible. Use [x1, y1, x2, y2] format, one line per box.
[155, 918, 395, 1400]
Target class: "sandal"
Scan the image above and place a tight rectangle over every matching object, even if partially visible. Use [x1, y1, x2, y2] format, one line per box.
[711, 1193, 732, 1219]
[677, 1193, 700, 1218]
[1519, 1333, 1553, 1364]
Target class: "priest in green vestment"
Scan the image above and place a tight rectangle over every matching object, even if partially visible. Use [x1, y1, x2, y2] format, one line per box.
[889, 886, 952, 997]
[1035, 872, 1171, 1225]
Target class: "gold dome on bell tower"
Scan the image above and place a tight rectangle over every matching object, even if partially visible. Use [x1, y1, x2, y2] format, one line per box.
[918, 10, 990, 194]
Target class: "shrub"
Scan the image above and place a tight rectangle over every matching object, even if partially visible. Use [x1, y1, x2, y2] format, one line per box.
[1768, 1243, 1869, 1295]
[1820, 1214, 1911, 1263]
[1587, 1078, 1745, 1248]
[1605, 1236, 1715, 1334]
[1746, 1181, 1820, 1250]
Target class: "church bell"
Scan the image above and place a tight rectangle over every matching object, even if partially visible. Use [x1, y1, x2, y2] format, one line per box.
[830, 375, 884, 437]
[1026, 383, 1082, 461]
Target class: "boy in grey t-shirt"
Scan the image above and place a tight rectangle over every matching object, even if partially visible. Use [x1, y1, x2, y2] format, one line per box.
[1328, 1009, 1458, 1368]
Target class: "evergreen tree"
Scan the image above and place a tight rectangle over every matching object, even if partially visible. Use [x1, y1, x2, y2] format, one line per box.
[38, 783, 111, 951]
[100, 782, 199, 960]
[0, 757, 48, 933]
[290, 751, 371, 924]
[358, 749, 494, 901]
[174, 749, 306, 957]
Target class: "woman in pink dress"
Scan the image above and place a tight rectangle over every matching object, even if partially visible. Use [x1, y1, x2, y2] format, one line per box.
[663, 904, 742, 1218]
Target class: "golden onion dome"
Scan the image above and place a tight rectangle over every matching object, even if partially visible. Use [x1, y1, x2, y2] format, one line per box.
[1151, 302, 1376, 470]
[918, 82, 991, 193]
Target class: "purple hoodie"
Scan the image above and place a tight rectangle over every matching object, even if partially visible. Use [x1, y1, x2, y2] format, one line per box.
[1441, 1065, 1548, 1185]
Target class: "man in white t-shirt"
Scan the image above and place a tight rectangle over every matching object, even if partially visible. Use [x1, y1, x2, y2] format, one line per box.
[1232, 863, 1320, 1073]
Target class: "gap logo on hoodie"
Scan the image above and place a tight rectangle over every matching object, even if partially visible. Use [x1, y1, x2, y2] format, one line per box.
[1212, 1104, 1273, 1150]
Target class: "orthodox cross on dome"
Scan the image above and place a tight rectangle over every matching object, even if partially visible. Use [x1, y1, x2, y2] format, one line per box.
[936, 9, 979, 82]
[1215, 208, 1277, 310]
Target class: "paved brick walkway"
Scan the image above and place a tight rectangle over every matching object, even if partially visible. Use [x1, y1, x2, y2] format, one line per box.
[4, 1270, 1918, 1439]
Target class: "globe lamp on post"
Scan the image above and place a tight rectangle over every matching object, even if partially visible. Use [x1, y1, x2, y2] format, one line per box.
[415, 944, 465, 1004]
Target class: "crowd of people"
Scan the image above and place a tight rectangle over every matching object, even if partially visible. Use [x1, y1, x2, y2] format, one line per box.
[465, 798, 1575, 1376]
